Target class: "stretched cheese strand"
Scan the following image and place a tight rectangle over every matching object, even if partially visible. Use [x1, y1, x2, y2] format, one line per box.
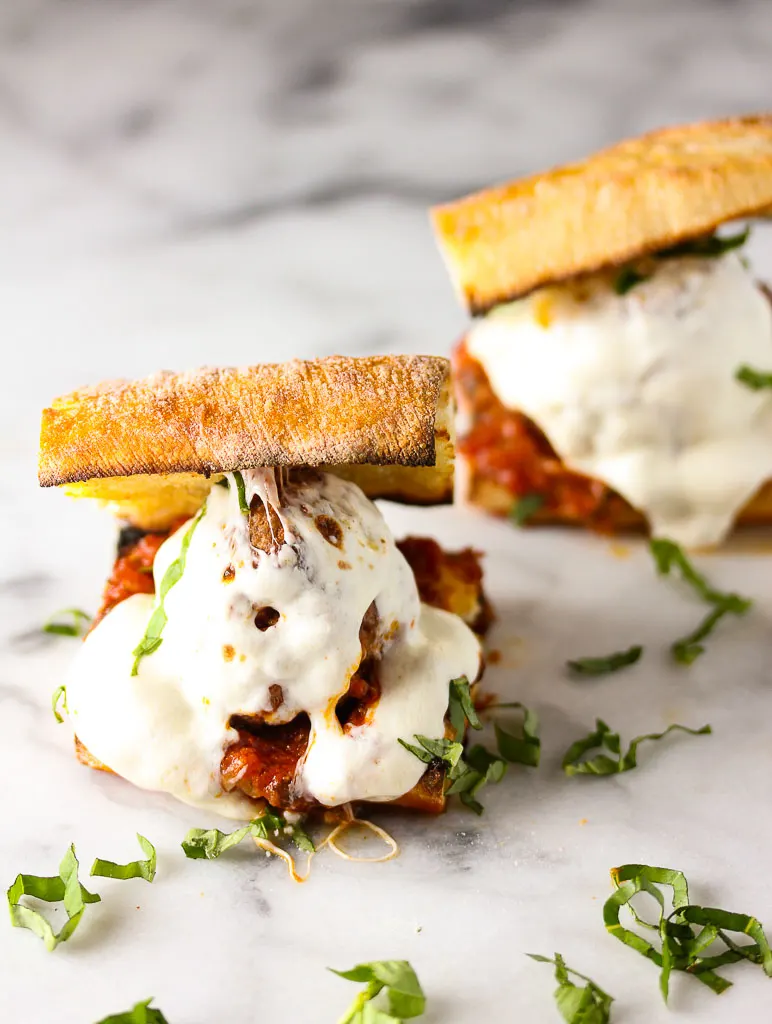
[467, 252, 772, 547]
[66, 469, 480, 819]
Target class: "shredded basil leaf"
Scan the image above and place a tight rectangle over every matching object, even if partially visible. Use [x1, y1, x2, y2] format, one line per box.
[449, 744, 508, 815]
[605, 863, 772, 1001]
[447, 676, 481, 739]
[232, 471, 250, 515]
[402, 708, 538, 814]
[562, 719, 711, 776]
[91, 834, 156, 882]
[52, 684, 68, 723]
[613, 228, 748, 298]
[94, 998, 169, 1024]
[399, 733, 504, 815]
[650, 539, 752, 663]
[181, 810, 314, 860]
[614, 266, 649, 295]
[488, 702, 541, 768]
[7, 845, 101, 951]
[401, 700, 540, 814]
[510, 493, 544, 526]
[650, 539, 747, 607]
[181, 824, 251, 860]
[672, 605, 734, 664]
[131, 506, 205, 675]
[330, 960, 425, 1022]
[529, 953, 613, 1023]
[399, 735, 464, 767]
[42, 607, 92, 637]
[251, 808, 316, 854]
[567, 645, 643, 677]
[736, 364, 772, 391]
[657, 226, 750, 260]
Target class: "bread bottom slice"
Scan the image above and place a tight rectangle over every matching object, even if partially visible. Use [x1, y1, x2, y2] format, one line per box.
[463, 472, 772, 531]
[453, 339, 772, 538]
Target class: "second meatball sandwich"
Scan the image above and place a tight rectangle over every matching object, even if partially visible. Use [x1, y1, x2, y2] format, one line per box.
[433, 115, 772, 549]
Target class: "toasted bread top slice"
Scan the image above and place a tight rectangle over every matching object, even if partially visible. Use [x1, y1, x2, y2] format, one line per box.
[432, 115, 772, 313]
[39, 355, 455, 529]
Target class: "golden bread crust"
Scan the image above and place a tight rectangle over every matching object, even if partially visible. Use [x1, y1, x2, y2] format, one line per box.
[432, 114, 772, 312]
[40, 356, 455, 526]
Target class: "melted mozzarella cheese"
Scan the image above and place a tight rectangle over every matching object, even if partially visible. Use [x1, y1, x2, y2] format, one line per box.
[66, 470, 480, 819]
[467, 252, 772, 547]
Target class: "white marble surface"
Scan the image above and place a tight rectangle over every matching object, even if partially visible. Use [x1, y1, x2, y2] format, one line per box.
[4, 0, 772, 1020]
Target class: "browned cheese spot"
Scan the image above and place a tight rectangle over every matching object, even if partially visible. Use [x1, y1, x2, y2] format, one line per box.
[315, 514, 343, 549]
[222, 644, 236, 662]
[268, 683, 284, 711]
[254, 606, 280, 631]
[222, 564, 236, 583]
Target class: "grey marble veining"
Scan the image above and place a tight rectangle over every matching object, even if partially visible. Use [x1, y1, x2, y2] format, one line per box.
[3, 2, 772, 1021]
[4, 0, 772, 441]
[1, 0, 770, 265]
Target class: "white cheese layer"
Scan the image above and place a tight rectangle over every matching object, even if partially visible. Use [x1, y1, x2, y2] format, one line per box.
[467, 252, 772, 547]
[66, 470, 480, 819]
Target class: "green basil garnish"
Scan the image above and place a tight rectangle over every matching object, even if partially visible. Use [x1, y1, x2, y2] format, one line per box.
[94, 998, 169, 1024]
[657, 226, 750, 260]
[562, 719, 711, 776]
[91, 834, 157, 883]
[232, 471, 250, 515]
[398, 735, 464, 767]
[399, 734, 503, 816]
[181, 824, 252, 860]
[447, 743, 508, 816]
[487, 702, 541, 768]
[7, 845, 100, 951]
[52, 684, 68, 723]
[567, 645, 643, 677]
[736, 364, 772, 391]
[131, 506, 205, 675]
[400, 701, 538, 815]
[330, 960, 426, 1022]
[650, 539, 752, 664]
[447, 675, 481, 738]
[605, 863, 772, 1001]
[43, 607, 92, 637]
[613, 228, 750, 299]
[510, 493, 544, 526]
[181, 809, 314, 860]
[254, 809, 315, 854]
[529, 952, 613, 1022]
[614, 266, 650, 295]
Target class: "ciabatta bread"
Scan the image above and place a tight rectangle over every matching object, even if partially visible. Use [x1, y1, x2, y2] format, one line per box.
[432, 114, 772, 313]
[39, 355, 455, 528]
